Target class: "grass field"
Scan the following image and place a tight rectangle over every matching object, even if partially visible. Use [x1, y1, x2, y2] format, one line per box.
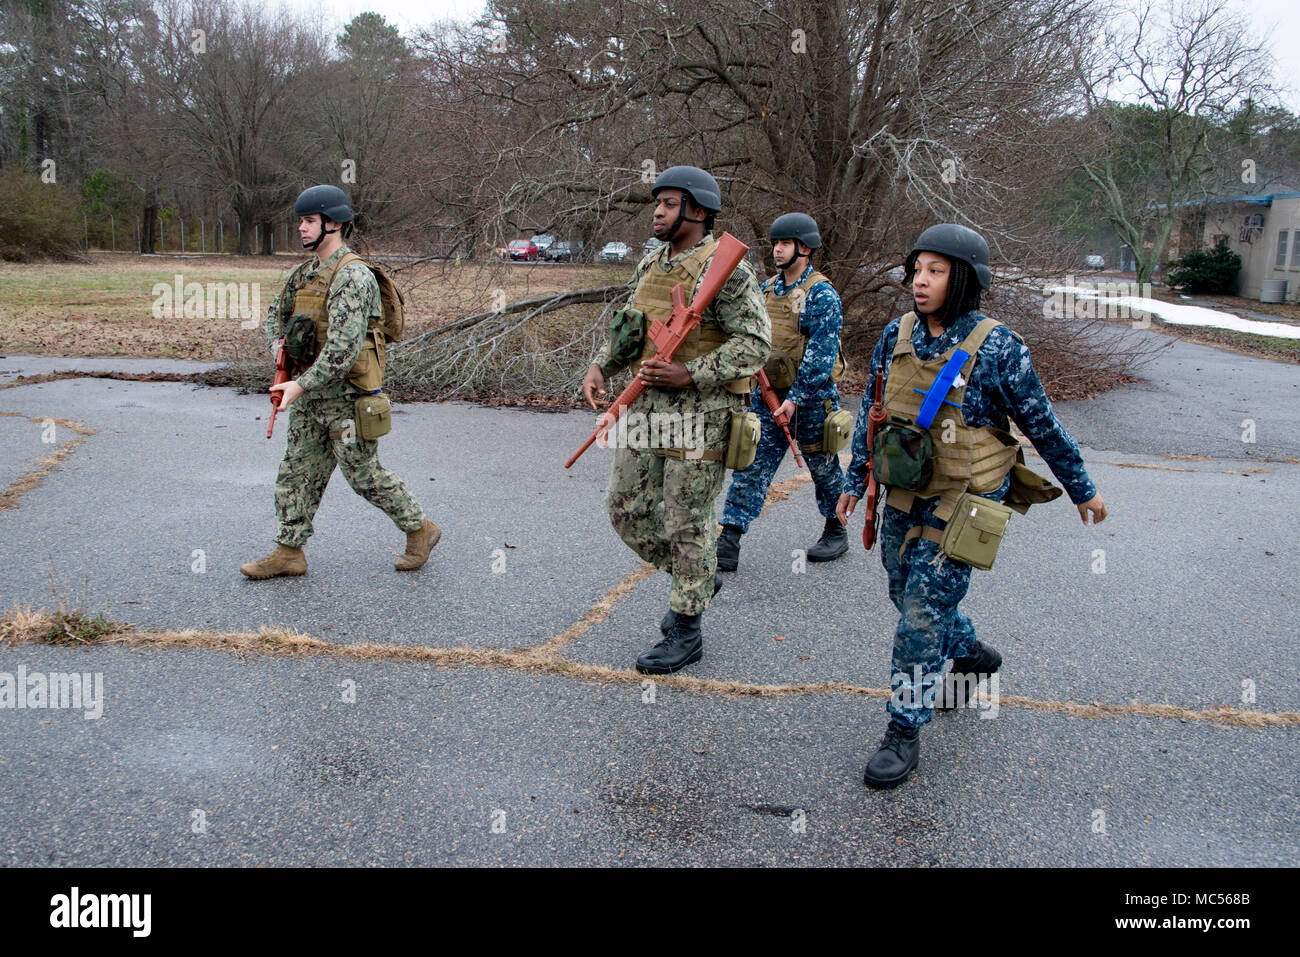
[0, 252, 631, 360]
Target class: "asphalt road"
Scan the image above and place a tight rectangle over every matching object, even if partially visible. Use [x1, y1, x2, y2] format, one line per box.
[0, 336, 1296, 866]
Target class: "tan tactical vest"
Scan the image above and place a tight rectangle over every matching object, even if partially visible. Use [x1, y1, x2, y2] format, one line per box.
[289, 251, 385, 392]
[883, 312, 1020, 525]
[763, 270, 845, 389]
[631, 239, 751, 394]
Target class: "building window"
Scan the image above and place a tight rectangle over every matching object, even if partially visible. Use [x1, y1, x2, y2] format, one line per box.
[1292, 232, 1300, 268]
[1277, 230, 1290, 267]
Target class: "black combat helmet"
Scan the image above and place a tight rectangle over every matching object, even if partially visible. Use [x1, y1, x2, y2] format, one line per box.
[294, 185, 354, 250]
[769, 212, 822, 249]
[651, 166, 722, 212]
[908, 223, 992, 290]
[294, 185, 354, 223]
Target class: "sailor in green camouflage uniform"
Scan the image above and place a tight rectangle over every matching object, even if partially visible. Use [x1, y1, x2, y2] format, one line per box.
[582, 166, 770, 674]
[241, 186, 438, 579]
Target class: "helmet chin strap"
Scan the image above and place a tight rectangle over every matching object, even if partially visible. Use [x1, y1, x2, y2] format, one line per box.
[302, 219, 339, 251]
[775, 242, 806, 272]
[659, 202, 707, 243]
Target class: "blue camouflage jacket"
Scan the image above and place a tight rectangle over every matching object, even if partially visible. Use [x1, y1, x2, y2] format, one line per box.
[760, 264, 841, 408]
[845, 310, 1097, 505]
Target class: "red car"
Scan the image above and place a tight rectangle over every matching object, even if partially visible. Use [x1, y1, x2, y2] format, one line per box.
[507, 239, 539, 261]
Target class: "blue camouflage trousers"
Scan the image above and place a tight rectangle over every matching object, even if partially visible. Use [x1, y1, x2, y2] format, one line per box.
[879, 474, 1010, 729]
[720, 390, 845, 531]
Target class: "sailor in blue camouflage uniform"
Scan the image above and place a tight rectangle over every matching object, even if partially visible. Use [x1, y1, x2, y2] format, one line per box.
[837, 224, 1108, 789]
[717, 213, 849, 570]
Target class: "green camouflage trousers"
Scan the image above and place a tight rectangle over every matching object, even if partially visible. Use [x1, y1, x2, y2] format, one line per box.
[605, 409, 729, 616]
[274, 392, 426, 547]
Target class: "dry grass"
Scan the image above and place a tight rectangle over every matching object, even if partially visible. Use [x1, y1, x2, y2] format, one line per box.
[0, 253, 629, 361]
[3, 603, 1295, 728]
[0, 413, 98, 514]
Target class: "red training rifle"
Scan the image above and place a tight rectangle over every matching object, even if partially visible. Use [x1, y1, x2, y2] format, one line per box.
[266, 338, 290, 438]
[861, 371, 887, 549]
[565, 232, 749, 468]
[754, 368, 803, 469]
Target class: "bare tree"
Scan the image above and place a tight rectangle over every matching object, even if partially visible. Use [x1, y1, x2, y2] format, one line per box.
[143, 0, 327, 254]
[1074, 0, 1274, 284]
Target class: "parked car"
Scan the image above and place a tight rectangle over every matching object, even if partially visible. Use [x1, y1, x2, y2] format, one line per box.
[507, 239, 539, 261]
[642, 237, 663, 258]
[544, 241, 584, 262]
[531, 234, 556, 254]
[600, 242, 632, 262]
[1085, 254, 1105, 271]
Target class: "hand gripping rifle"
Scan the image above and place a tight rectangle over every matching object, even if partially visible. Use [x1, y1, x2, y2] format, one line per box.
[862, 371, 887, 550]
[754, 368, 803, 469]
[565, 232, 749, 468]
[266, 338, 290, 438]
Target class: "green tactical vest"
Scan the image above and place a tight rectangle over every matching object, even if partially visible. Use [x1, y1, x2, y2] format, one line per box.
[882, 312, 1020, 525]
[631, 239, 751, 395]
[763, 270, 846, 389]
[288, 251, 385, 392]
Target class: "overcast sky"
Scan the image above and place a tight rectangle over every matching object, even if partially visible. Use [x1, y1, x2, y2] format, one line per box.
[289, 0, 1300, 112]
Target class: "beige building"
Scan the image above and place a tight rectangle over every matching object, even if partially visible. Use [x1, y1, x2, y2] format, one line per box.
[1181, 190, 1300, 302]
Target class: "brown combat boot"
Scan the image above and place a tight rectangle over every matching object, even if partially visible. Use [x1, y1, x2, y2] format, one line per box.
[395, 519, 441, 571]
[240, 544, 307, 579]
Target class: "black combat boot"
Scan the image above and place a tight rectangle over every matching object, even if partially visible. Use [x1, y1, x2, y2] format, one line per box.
[715, 524, 742, 572]
[661, 574, 722, 634]
[806, 515, 849, 562]
[935, 640, 1003, 711]
[862, 719, 921, 789]
[637, 613, 704, 675]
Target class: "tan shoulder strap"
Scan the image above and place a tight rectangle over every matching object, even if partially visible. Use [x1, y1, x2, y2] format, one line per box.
[680, 238, 721, 283]
[954, 317, 1000, 378]
[891, 312, 918, 360]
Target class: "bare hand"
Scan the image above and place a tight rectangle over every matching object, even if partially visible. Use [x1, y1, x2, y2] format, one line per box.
[1077, 494, 1108, 525]
[582, 364, 606, 410]
[270, 380, 304, 411]
[775, 399, 795, 422]
[638, 357, 692, 389]
[836, 492, 859, 526]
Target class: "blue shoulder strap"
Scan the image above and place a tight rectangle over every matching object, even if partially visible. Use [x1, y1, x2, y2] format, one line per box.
[915, 349, 969, 429]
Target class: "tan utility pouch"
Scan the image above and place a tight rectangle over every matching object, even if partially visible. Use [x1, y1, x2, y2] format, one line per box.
[347, 329, 386, 393]
[821, 407, 854, 456]
[939, 493, 1012, 571]
[763, 350, 798, 390]
[354, 392, 392, 440]
[725, 410, 760, 471]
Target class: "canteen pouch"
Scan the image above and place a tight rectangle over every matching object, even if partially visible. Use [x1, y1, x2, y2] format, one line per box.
[763, 350, 799, 390]
[354, 392, 392, 440]
[608, 306, 646, 365]
[940, 493, 1012, 571]
[725, 410, 760, 471]
[283, 314, 317, 374]
[871, 416, 934, 490]
[821, 407, 854, 456]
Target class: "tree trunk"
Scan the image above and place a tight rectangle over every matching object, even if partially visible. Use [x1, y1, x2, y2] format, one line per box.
[259, 220, 274, 255]
[141, 194, 158, 254]
[236, 210, 254, 255]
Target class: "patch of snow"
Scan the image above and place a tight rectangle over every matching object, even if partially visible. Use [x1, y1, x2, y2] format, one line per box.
[1045, 286, 1300, 340]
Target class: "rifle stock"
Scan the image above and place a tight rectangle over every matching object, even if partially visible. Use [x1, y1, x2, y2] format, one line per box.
[565, 233, 750, 468]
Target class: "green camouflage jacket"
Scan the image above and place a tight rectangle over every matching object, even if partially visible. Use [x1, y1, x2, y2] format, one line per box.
[263, 244, 380, 399]
[593, 234, 771, 416]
